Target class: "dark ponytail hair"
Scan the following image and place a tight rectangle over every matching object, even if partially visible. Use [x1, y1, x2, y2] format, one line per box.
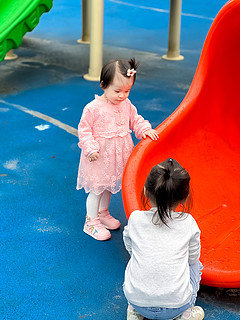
[142, 158, 191, 226]
[100, 57, 139, 89]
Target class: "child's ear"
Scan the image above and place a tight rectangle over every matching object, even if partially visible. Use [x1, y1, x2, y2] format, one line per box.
[100, 81, 104, 89]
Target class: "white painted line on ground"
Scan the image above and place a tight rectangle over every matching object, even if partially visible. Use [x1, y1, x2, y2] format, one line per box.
[109, 0, 214, 21]
[0, 99, 78, 137]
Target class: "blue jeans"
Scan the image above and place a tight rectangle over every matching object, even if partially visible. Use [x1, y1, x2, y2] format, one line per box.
[131, 261, 203, 320]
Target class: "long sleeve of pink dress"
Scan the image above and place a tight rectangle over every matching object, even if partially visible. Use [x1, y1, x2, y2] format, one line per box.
[76, 95, 152, 195]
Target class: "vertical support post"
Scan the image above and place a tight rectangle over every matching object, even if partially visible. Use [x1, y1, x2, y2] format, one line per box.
[84, 0, 104, 81]
[77, 0, 90, 44]
[162, 0, 184, 61]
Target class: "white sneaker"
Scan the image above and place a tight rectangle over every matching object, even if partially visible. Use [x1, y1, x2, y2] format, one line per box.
[176, 306, 204, 320]
[127, 305, 144, 320]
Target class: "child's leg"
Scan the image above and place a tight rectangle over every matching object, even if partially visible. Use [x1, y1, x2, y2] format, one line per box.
[86, 191, 101, 218]
[84, 191, 111, 241]
[98, 190, 121, 230]
[99, 190, 111, 212]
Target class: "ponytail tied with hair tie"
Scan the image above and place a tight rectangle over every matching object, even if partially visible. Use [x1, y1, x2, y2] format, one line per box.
[164, 168, 171, 180]
[164, 158, 174, 180]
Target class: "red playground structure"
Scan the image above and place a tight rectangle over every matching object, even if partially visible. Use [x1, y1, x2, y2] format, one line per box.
[122, 0, 240, 288]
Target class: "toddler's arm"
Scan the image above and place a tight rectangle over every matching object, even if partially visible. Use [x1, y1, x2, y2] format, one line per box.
[189, 219, 201, 265]
[123, 225, 132, 256]
[78, 107, 100, 157]
[129, 102, 158, 140]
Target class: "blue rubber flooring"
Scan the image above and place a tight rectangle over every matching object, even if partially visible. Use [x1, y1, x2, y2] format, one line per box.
[1, 0, 240, 319]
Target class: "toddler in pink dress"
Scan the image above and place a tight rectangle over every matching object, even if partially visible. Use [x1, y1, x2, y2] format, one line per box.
[77, 58, 158, 241]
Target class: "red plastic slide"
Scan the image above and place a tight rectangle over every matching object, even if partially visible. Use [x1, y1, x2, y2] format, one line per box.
[122, 0, 240, 288]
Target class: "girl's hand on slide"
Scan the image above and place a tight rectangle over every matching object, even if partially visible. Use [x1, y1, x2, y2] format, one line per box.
[88, 152, 99, 162]
[143, 129, 159, 141]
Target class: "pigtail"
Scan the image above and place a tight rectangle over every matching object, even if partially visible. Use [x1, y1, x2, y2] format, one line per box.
[153, 161, 175, 226]
[116, 57, 139, 84]
[128, 57, 140, 71]
[153, 181, 172, 226]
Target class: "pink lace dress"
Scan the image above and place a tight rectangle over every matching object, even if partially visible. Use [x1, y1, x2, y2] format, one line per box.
[76, 95, 151, 195]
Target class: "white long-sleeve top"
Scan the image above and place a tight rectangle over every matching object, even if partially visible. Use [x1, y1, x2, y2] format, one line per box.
[123, 208, 201, 308]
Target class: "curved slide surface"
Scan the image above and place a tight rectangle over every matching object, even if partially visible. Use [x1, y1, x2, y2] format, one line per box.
[122, 0, 240, 288]
[0, 0, 53, 62]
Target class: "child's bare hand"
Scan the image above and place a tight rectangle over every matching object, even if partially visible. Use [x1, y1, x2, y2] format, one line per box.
[88, 152, 99, 162]
[142, 129, 159, 141]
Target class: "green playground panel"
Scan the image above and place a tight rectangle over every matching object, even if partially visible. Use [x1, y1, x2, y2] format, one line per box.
[0, 0, 53, 61]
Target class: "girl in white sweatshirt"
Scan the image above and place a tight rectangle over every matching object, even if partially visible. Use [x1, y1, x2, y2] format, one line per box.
[123, 158, 204, 320]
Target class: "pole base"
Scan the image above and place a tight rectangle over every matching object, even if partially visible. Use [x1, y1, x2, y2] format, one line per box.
[162, 54, 184, 61]
[83, 73, 100, 82]
[4, 50, 18, 61]
[77, 38, 90, 45]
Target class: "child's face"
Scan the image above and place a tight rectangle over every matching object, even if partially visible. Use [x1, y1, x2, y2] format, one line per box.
[103, 72, 134, 105]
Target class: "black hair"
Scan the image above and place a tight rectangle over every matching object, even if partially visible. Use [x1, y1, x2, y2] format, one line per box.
[100, 57, 139, 89]
[142, 158, 191, 226]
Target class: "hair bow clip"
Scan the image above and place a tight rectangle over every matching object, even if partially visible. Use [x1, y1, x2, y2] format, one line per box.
[127, 68, 136, 77]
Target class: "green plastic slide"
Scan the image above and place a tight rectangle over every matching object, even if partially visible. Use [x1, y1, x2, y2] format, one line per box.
[0, 0, 53, 62]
